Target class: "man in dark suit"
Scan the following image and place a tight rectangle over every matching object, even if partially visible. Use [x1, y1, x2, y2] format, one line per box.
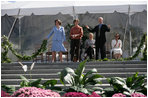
[86, 17, 110, 60]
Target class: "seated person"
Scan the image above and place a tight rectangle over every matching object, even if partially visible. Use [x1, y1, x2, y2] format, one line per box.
[84, 33, 95, 59]
[111, 33, 122, 59]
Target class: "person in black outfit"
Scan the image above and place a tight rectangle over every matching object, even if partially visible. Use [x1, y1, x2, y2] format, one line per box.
[86, 17, 110, 60]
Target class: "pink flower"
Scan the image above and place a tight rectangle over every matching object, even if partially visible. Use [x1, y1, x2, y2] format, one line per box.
[63, 92, 101, 97]
[11, 87, 60, 97]
[88, 92, 101, 97]
[63, 92, 88, 97]
[112, 93, 126, 97]
[130, 93, 147, 97]
[1, 90, 11, 97]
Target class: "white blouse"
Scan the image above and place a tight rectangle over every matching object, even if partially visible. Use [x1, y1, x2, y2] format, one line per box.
[111, 39, 122, 49]
[111, 39, 122, 55]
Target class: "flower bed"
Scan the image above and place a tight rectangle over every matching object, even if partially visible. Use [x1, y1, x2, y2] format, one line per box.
[63, 92, 101, 97]
[11, 87, 60, 97]
[130, 93, 147, 97]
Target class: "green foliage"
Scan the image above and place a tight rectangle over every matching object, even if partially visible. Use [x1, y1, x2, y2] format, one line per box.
[1, 84, 16, 95]
[1, 36, 11, 63]
[20, 75, 43, 88]
[65, 24, 74, 43]
[126, 33, 147, 60]
[126, 72, 147, 95]
[141, 35, 147, 61]
[19, 75, 61, 92]
[103, 72, 147, 97]
[1, 35, 47, 63]
[59, 59, 103, 94]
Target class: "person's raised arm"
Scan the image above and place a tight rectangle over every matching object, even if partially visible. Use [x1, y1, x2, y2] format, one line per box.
[105, 24, 111, 32]
[85, 25, 97, 33]
[46, 27, 54, 39]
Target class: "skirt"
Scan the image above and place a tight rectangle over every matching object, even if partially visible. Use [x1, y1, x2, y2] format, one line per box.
[51, 40, 67, 52]
[112, 48, 122, 55]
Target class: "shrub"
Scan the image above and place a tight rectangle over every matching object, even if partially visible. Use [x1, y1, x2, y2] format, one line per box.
[112, 93, 126, 97]
[59, 60, 103, 94]
[1, 90, 11, 97]
[104, 72, 147, 96]
[11, 87, 60, 97]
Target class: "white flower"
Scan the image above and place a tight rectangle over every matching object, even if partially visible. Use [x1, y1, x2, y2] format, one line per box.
[22, 65, 27, 72]
[30, 62, 35, 71]
[18, 62, 28, 72]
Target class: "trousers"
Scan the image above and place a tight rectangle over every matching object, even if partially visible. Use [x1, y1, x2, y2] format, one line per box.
[70, 39, 80, 61]
[95, 43, 106, 60]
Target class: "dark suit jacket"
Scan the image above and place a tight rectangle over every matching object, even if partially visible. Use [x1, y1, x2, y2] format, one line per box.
[88, 24, 110, 47]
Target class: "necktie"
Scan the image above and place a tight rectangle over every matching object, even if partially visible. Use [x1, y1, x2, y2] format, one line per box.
[98, 24, 102, 37]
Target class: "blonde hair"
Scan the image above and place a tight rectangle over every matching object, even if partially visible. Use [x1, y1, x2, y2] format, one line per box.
[89, 33, 93, 36]
[89, 33, 94, 39]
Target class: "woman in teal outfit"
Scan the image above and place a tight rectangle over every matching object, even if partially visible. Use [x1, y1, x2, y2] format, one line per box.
[46, 19, 67, 62]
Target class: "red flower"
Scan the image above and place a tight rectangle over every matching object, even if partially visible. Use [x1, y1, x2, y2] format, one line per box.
[1, 90, 11, 97]
[63, 92, 88, 97]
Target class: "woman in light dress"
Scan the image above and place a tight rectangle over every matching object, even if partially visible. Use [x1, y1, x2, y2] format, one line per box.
[46, 19, 67, 62]
[111, 33, 122, 59]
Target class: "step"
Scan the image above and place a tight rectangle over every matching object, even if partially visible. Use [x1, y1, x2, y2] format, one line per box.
[1, 61, 147, 66]
[1, 64, 147, 70]
[1, 72, 146, 79]
[1, 68, 147, 74]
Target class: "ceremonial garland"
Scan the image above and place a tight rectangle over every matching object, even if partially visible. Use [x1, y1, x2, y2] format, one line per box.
[1, 40, 11, 63]
[125, 33, 147, 60]
[1, 35, 47, 63]
[141, 35, 147, 61]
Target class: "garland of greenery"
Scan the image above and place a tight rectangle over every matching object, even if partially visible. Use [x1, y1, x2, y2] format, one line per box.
[1, 35, 47, 63]
[141, 35, 147, 61]
[125, 33, 147, 60]
[1, 40, 11, 63]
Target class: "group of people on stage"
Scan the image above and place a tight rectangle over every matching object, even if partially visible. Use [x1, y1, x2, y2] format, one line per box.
[45, 17, 122, 62]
